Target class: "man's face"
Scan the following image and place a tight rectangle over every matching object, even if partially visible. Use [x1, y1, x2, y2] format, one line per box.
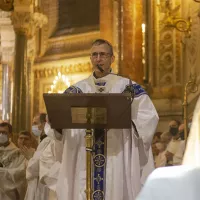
[18, 134, 31, 148]
[90, 43, 115, 77]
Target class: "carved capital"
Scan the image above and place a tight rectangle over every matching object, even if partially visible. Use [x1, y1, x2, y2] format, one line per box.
[27, 36, 36, 62]
[11, 12, 48, 38]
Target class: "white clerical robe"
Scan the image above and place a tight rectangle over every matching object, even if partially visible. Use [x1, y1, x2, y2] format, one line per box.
[56, 74, 159, 200]
[183, 96, 200, 166]
[0, 142, 27, 200]
[136, 165, 200, 200]
[25, 130, 63, 200]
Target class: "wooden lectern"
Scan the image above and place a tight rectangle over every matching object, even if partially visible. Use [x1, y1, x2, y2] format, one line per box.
[43, 93, 132, 200]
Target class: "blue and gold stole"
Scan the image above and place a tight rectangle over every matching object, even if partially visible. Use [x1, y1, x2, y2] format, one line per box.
[93, 128, 106, 200]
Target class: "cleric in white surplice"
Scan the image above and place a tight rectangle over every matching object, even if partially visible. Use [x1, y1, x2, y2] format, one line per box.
[54, 39, 159, 200]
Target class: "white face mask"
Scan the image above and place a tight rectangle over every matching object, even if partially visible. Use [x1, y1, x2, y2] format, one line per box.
[0, 133, 8, 144]
[32, 125, 42, 137]
[44, 122, 51, 136]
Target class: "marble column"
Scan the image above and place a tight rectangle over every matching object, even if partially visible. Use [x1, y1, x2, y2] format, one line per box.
[121, 0, 143, 83]
[11, 32, 28, 132]
[100, 0, 113, 43]
[11, 6, 47, 132]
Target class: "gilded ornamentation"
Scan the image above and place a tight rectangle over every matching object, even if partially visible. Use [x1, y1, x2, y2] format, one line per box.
[161, 1, 191, 36]
[34, 62, 92, 79]
[27, 36, 36, 61]
[185, 4, 200, 76]
[156, 0, 182, 87]
[11, 12, 48, 38]
[14, 0, 33, 8]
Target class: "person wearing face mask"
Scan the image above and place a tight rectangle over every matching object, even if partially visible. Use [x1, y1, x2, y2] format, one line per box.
[25, 117, 63, 200]
[0, 122, 27, 200]
[32, 113, 47, 145]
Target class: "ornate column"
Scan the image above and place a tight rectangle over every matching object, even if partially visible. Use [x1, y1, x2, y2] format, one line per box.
[121, 0, 143, 83]
[100, 0, 113, 43]
[0, 11, 15, 122]
[11, 0, 47, 133]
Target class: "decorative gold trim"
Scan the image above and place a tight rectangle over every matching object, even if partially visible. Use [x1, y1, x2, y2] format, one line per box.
[160, 1, 192, 37]
[35, 31, 100, 63]
[34, 62, 92, 79]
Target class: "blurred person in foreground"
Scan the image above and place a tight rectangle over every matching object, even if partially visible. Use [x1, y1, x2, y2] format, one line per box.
[136, 97, 200, 200]
[0, 122, 27, 200]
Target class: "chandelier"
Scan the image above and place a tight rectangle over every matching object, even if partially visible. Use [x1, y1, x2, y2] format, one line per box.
[48, 72, 70, 93]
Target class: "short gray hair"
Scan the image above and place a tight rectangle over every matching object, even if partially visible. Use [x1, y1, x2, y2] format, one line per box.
[92, 39, 113, 55]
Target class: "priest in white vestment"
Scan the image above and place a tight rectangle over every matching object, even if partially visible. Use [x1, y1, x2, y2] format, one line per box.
[136, 96, 200, 200]
[0, 122, 27, 200]
[55, 39, 159, 200]
[25, 122, 63, 200]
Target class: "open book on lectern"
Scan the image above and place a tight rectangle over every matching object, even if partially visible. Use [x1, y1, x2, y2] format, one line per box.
[43, 93, 132, 129]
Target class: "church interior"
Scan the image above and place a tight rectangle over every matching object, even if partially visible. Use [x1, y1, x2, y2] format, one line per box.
[0, 0, 200, 199]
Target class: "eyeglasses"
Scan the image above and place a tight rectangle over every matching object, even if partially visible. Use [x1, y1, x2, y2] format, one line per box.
[91, 52, 112, 59]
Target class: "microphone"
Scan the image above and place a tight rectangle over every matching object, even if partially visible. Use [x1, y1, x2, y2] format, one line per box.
[96, 64, 135, 99]
[97, 64, 104, 73]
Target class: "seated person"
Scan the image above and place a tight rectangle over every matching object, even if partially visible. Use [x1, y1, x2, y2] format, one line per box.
[0, 122, 27, 200]
[18, 130, 35, 160]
